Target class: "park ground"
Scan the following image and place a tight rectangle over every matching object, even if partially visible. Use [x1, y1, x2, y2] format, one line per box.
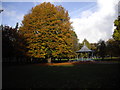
[2, 60, 120, 89]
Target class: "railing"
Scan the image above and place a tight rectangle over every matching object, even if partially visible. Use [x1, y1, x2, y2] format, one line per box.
[77, 58, 93, 61]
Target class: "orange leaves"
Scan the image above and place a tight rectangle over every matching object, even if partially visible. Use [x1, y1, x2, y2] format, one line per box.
[19, 2, 78, 59]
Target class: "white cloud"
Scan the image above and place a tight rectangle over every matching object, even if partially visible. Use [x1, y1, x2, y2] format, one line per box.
[2, 0, 97, 2]
[2, 7, 24, 27]
[71, 0, 119, 43]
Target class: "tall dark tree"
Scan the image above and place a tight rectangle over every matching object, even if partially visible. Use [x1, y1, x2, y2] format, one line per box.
[2, 23, 26, 63]
[2, 26, 15, 58]
[106, 39, 120, 58]
[97, 40, 107, 60]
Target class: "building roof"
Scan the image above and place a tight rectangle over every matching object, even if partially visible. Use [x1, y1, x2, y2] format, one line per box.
[76, 43, 92, 53]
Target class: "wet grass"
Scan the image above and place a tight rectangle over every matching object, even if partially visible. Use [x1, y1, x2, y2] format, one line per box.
[2, 63, 120, 89]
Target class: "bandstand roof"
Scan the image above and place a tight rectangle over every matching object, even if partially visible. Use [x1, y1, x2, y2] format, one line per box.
[76, 44, 92, 53]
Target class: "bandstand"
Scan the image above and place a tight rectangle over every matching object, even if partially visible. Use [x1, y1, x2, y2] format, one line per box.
[76, 43, 93, 61]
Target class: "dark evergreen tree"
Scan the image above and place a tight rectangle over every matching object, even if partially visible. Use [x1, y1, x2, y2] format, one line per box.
[2, 23, 26, 63]
[97, 40, 107, 60]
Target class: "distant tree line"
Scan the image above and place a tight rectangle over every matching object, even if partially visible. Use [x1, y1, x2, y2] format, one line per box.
[79, 38, 120, 60]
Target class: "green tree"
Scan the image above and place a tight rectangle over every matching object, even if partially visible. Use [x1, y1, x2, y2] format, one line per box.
[113, 1, 120, 42]
[113, 16, 120, 41]
[106, 39, 115, 59]
[90, 43, 97, 50]
[82, 39, 91, 49]
[113, 16, 120, 57]
[19, 2, 78, 62]
[70, 31, 79, 58]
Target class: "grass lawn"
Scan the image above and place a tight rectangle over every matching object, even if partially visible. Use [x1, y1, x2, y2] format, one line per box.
[2, 62, 120, 89]
[93, 57, 120, 61]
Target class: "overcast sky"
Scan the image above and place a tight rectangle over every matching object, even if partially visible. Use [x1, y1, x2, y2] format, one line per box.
[1, 0, 119, 43]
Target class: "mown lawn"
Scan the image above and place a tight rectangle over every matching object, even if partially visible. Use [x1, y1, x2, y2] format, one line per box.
[2, 62, 120, 89]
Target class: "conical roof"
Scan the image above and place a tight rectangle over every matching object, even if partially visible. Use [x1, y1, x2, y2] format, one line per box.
[76, 43, 92, 53]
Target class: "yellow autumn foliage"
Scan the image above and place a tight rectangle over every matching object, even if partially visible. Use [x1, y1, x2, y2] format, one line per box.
[19, 2, 78, 59]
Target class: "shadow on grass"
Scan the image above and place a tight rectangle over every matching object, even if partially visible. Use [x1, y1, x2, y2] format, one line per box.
[2, 61, 120, 89]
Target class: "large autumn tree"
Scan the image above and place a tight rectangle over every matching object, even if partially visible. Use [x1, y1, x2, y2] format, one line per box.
[19, 2, 78, 62]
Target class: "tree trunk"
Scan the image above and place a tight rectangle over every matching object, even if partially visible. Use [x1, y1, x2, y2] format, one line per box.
[47, 58, 51, 63]
[111, 54, 112, 60]
[102, 56, 104, 60]
[67, 58, 69, 61]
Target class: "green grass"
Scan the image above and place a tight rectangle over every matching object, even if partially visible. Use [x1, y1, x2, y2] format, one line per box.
[54, 58, 76, 61]
[3, 63, 120, 89]
[93, 57, 120, 61]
